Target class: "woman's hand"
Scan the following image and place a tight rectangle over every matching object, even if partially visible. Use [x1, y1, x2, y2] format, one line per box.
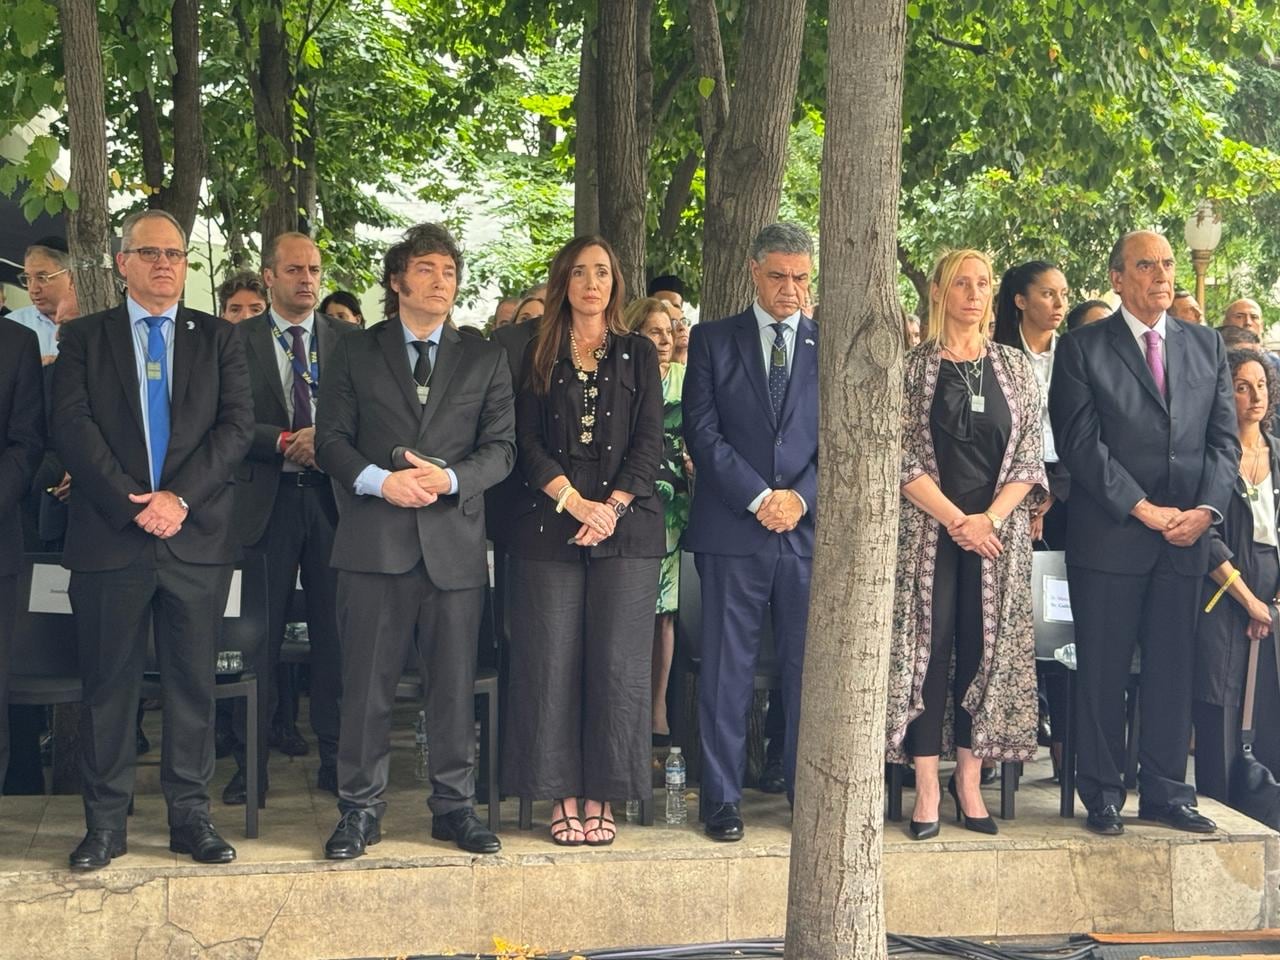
[947, 513, 1002, 559]
[1029, 494, 1053, 542]
[1246, 598, 1273, 641]
[566, 493, 617, 545]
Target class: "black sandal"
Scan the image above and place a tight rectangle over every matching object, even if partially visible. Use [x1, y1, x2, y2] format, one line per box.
[550, 800, 585, 847]
[582, 811, 616, 847]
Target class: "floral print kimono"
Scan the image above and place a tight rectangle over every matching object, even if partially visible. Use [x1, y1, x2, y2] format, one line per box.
[886, 340, 1047, 762]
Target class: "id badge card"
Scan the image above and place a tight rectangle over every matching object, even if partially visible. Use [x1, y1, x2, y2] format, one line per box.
[970, 394, 985, 413]
[146, 361, 163, 381]
[416, 384, 430, 405]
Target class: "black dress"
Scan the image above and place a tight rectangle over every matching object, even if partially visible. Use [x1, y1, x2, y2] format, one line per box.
[907, 357, 1012, 756]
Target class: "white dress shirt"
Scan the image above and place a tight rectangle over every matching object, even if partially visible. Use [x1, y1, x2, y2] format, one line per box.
[1019, 327, 1058, 463]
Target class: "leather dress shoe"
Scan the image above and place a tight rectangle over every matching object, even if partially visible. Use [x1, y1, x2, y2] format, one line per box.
[69, 829, 127, 870]
[908, 819, 939, 840]
[705, 802, 744, 842]
[269, 725, 309, 757]
[431, 808, 501, 854]
[758, 760, 787, 795]
[170, 820, 236, 863]
[1138, 802, 1217, 834]
[221, 769, 267, 807]
[1085, 804, 1124, 836]
[317, 764, 339, 796]
[325, 809, 381, 859]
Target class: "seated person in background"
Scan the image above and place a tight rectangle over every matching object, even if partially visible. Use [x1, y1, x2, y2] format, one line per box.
[319, 291, 365, 328]
[1169, 290, 1203, 325]
[218, 271, 268, 325]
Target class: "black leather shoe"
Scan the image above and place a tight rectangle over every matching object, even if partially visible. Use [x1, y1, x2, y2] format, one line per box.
[69, 829, 127, 870]
[431, 808, 501, 854]
[221, 769, 267, 807]
[325, 810, 381, 859]
[948, 775, 998, 835]
[1085, 804, 1124, 836]
[909, 820, 939, 840]
[705, 802, 745, 842]
[270, 725, 309, 757]
[317, 764, 339, 796]
[170, 820, 236, 863]
[1138, 802, 1216, 833]
[758, 760, 787, 794]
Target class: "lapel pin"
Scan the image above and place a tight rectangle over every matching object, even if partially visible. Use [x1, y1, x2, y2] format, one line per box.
[186, 320, 195, 330]
[804, 338, 815, 346]
[623, 352, 630, 360]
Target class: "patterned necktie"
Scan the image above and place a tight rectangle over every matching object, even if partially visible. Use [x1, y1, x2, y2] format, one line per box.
[769, 322, 789, 418]
[411, 341, 432, 403]
[287, 325, 313, 429]
[143, 316, 170, 491]
[1143, 329, 1166, 397]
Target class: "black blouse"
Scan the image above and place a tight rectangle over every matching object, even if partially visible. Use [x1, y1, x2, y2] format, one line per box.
[931, 356, 1011, 500]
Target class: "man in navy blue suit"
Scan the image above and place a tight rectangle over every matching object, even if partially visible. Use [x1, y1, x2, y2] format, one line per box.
[683, 222, 819, 841]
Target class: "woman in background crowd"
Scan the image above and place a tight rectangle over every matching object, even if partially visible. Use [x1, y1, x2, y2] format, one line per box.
[1065, 299, 1111, 332]
[624, 297, 692, 743]
[1193, 348, 1280, 808]
[887, 249, 1045, 840]
[218, 271, 268, 324]
[512, 292, 545, 326]
[503, 236, 664, 847]
[318, 291, 365, 327]
[671, 310, 690, 365]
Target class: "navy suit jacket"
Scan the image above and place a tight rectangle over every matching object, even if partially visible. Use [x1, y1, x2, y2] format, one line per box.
[682, 308, 818, 557]
[1048, 310, 1238, 577]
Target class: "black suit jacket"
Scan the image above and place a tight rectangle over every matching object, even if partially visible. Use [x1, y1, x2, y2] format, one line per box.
[485, 319, 539, 543]
[232, 311, 351, 546]
[315, 317, 515, 587]
[0, 319, 45, 576]
[51, 304, 254, 572]
[1048, 310, 1239, 576]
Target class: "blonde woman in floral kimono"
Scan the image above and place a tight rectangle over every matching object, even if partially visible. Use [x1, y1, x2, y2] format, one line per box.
[887, 249, 1046, 840]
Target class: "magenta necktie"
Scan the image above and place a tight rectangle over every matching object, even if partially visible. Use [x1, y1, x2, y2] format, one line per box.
[1143, 329, 1165, 397]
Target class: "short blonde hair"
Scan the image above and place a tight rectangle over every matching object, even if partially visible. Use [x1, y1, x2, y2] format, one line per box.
[623, 296, 673, 333]
[925, 249, 994, 345]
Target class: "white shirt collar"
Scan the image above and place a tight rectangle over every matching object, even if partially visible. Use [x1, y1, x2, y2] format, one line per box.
[126, 297, 177, 324]
[271, 309, 315, 337]
[1120, 303, 1167, 342]
[1018, 326, 1056, 359]
[753, 301, 801, 333]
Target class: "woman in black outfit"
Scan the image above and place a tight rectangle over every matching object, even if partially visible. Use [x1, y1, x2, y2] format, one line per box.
[502, 236, 665, 846]
[1193, 349, 1280, 807]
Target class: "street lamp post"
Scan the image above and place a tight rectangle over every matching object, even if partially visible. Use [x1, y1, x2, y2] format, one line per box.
[1183, 200, 1223, 313]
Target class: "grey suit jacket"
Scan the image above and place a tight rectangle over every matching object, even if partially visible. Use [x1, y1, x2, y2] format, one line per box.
[315, 317, 515, 587]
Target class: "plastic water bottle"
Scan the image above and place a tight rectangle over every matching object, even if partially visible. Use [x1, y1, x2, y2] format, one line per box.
[625, 799, 640, 822]
[413, 710, 429, 781]
[665, 747, 687, 824]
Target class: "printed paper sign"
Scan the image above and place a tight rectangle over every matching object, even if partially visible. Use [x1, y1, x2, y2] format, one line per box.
[1044, 575, 1073, 624]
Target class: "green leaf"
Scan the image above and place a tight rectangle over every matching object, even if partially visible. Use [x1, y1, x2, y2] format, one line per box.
[697, 76, 715, 100]
[62, 188, 80, 212]
[906, 2, 921, 19]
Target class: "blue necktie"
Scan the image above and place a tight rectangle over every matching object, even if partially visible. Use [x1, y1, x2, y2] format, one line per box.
[144, 316, 170, 491]
[768, 322, 789, 418]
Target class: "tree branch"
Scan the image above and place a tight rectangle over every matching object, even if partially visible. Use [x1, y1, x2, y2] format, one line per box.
[653, 57, 692, 127]
[928, 30, 986, 54]
[658, 149, 700, 239]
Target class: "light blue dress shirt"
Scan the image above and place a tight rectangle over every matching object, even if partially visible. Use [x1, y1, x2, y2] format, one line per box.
[8, 304, 58, 355]
[126, 298, 176, 489]
[353, 319, 459, 498]
[746, 301, 806, 516]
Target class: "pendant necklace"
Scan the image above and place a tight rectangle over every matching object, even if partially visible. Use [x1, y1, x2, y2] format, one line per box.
[570, 327, 609, 444]
[945, 345, 985, 413]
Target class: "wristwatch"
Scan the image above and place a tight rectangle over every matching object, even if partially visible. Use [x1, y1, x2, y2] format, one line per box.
[607, 497, 628, 518]
[983, 510, 1004, 531]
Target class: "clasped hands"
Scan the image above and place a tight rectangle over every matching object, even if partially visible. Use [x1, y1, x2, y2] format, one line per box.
[129, 490, 188, 538]
[566, 492, 617, 547]
[1245, 596, 1274, 643]
[1134, 500, 1212, 548]
[382, 450, 451, 508]
[948, 513, 1002, 559]
[757, 489, 803, 533]
[283, 426, 317, 469]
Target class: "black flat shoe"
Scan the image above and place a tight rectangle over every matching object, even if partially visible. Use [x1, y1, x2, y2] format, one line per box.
[325, 809, 381, 859]
[270, 725, 309, 757]
[908, 820, 939, 840]
[431, 808, 501, 854]
[948, 775, 998, 835]
[1137, 802, 1216, 834]
[170, 820, 236, 863]
[704, 802, 744, 842]
[316, 764, 339, 797]
[1085, 804, 1124, 836]
[69, 829, 127, 870]
[758, 759, 787, 795]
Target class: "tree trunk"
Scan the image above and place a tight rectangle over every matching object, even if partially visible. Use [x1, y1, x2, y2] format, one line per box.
[594, 0, 651, 298]
[573, 15, 600, 237]
[783, 1, 908, 957]
[160, 0, 204, 239]
[57, 0, 116, 314]
[691, 0, 806, 324]
[244, 0, 296, 243]
[897, 243, 929, 319]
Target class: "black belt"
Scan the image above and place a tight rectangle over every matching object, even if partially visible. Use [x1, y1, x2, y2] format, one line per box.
[280, 470, 329, 488]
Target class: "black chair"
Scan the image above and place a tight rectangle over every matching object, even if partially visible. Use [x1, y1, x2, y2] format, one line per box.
[141, 554, 268, 839]
[670, 550, 781, 822]
[8, 553, 83, 722]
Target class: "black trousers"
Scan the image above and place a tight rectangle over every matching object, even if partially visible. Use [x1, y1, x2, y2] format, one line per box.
[906, 521, 984, 757]
[335, 562, 480, 819]
[0, 574, 14, 792]
[503, 553, 660, 801]
[236, 479, 341, 774]
[1068, 555, 1199, 812]
[69, 542, 233, 830]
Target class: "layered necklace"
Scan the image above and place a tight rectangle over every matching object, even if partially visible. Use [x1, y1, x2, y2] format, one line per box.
[1242, 436, 1269, 501]
[943, 344, 986, 413]
[569, 326, 609, 444]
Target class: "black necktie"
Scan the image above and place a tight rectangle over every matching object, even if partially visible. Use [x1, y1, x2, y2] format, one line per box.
[769, 322, 789, 418]
[411, 341, 432, 402]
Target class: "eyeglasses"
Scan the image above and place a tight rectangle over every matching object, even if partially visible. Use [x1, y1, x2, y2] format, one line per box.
[17, 269, 70, 288]
[123, 247, 189, 263]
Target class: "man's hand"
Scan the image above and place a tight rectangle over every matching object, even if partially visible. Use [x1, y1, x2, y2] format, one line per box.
[947, 513, 1003, 559]
[403, 450, 452, 495]
[40, 354, 57, 366]
[128, 490, 188, 539]
[382, 458, 441, 508]
[51, 472, 71, 502]
[1164, 507, 1213, 547]
[758, 489, 803, 533]
[1132, 498, 1181, 534]
[283, 426, 317, 468]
